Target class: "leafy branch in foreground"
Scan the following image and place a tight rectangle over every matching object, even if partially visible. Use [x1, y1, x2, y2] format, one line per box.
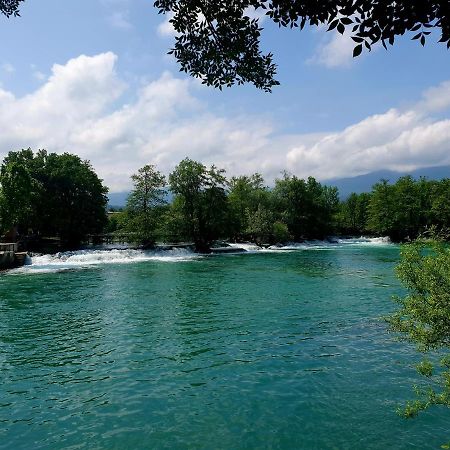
[387, 239, 450, 421]
[4, 1, 450, 91]
[154, 1, 450, 91]
[0, 0, 23, 18]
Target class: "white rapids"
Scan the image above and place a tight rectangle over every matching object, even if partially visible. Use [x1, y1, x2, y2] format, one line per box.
[10, 237, 391, 274]
[14, 247, 198, 274]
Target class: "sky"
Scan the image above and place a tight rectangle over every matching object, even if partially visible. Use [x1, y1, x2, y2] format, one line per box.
[1, 0, 450, 192]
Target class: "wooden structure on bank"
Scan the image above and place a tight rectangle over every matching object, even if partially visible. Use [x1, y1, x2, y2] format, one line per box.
[0, 243, 28, 270]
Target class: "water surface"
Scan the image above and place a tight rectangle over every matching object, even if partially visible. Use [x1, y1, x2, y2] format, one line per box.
[0, 241, 448, 449]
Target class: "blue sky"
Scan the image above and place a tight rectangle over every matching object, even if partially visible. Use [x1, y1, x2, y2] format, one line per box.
[1, 0, 450, 191]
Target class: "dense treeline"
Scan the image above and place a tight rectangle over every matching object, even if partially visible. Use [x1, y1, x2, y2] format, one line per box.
[2, 150, 450, 251]
[338, 176, 450, 241]
[115, 159, 450, 250]
[0, 149, 108, 248]
[112, 158, 340, 251]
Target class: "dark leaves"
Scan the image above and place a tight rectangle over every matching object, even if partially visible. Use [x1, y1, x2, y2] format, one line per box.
[353, 44, 363, 57]
[0, 0, 23, 18]
[158, 1, 448, 90]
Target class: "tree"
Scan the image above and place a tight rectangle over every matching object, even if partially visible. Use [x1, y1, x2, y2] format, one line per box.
[0, 155, 36, 233]
[245, 204, 274, 244]
[274, 173, 309, 240]
[154, 0, 450, 91]
[429, 179, 450, 229]
[365, 177, 450, 241]
[169, 157, 228, 251]
[124, 164, 166, 247]
[338, 192, 371, 235]
[227, 173, 271, 240]
[387, 239, 450, 429]
[367, 179, 395, 237]
[5, 2, 449, 91]
[0, 0, 23, 18]
[0, 149, 108, 248]
[305, 177, 339, 237]
[34, 151, 109, 247]
[274, 173, 338, 240]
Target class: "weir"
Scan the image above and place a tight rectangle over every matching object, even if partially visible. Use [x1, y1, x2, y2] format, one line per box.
[0, 243, 28, 270]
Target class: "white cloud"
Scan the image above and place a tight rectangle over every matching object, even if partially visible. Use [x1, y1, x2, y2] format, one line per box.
[0, 53, 272, 191]
[308, 32, 356, 68]
[100, 0, 133, 30]
[286, 107, 450, 180]
[33, 71, 46, 81]
[30, 64, 46, 82]
[157, 12, 176, 37]
[0, 52, 450, 192]
[156, 12, 205, 38]
[243, 6, 267, 24]
[107, 11, 132, 30]
[417, 80, 450, 114]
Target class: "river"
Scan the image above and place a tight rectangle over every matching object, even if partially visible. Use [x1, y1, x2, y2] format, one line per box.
[0, 239, 448, 449]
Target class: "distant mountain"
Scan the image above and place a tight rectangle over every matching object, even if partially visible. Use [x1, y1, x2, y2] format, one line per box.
[325, 165, 450, 199]
[108, 191, 129, 208]
[107, 190, 174, 208]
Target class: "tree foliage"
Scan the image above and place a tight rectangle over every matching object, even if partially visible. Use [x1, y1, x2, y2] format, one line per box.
[0, 149, 38, 233]
[124, 164, 166, 246]
[274, 173, 339, 240]
[108, 159, 450, 248]
[0, 0, 23, 18]
[0, 149, 108, 247]
[168, 158, 228, 250]
[387, 240, 450, 420]
[338, 176, 450, 240]
[4, 1, 448, 91]
[227, 173, 271, 240]
[154, 0, 450, 91]
[3, 150, 450, 250]
[338, 192, 371, 235]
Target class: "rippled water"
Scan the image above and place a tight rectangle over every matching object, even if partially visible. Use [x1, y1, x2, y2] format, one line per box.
[0, 242, 448, 449]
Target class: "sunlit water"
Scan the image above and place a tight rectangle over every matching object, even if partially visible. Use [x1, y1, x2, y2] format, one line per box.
[0, 239, 448, 449]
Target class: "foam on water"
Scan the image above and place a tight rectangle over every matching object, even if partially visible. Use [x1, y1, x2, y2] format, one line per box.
[13, 247, 199, 274]
[9, 237, 392, 274]
[274, 236, 391, 250]
[230, 237, 391, 252]
[337, 236, 391, 245]
[227, 242, 279, 253]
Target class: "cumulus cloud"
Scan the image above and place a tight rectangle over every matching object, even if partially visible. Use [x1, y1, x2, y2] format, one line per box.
[157, 12, 177, 38]
[0, 53, 273, 190]
[286, 107, 450, 180]
[0, 52, 449, 192]
[417, 80, 450, 114]
[307, 31, 357, 68]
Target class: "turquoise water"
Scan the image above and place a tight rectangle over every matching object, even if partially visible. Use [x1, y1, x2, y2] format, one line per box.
[0, 243, 448, 449]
